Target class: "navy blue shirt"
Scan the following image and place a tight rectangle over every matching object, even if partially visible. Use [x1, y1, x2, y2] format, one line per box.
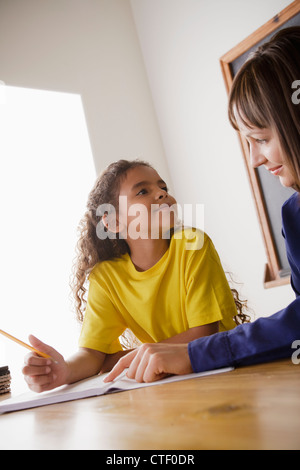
[188, 192, 300, 372]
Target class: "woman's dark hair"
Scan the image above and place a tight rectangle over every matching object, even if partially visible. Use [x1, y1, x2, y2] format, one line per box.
[228, 26, 300, 190]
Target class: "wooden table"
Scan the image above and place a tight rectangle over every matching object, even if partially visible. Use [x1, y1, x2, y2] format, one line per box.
[0, 359, 299, 450]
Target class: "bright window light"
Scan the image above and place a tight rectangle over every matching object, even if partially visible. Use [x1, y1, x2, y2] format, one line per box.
[0, 85, 95, 391]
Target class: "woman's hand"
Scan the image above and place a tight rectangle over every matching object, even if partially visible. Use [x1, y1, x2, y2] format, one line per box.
[104, 343, 193, 384]
[22, 335, 70, 393]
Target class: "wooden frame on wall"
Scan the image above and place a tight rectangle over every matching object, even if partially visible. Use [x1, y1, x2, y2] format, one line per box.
[220, 1, 300, 289]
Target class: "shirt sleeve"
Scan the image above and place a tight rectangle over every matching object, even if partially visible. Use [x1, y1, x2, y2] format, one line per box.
[78, 273, 127, 354]
[185, 235, 237, 330]
[188, 296, 300, 372]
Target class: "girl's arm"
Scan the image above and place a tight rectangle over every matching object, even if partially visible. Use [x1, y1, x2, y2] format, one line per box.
[100, 349, 134, 373]
[161, 322, 219, 344]
[66, 347, 106, 383]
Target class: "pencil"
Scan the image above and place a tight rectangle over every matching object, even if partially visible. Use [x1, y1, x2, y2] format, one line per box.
[0, 329, 53, 360]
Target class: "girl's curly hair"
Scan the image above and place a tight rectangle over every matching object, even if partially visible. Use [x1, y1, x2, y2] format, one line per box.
[71, 159, 152, 323]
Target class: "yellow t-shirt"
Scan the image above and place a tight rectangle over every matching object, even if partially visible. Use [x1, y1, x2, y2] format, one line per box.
[78, 228, 237, 354]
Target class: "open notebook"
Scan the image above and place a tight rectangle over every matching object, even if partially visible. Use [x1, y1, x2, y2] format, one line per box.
[0, 367, 233, 414]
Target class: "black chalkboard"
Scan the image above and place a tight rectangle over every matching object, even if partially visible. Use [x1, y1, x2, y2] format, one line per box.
[220, 2, 300, 287]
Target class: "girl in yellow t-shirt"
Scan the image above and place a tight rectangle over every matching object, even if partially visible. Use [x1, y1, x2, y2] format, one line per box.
[22, 159, 248, 392]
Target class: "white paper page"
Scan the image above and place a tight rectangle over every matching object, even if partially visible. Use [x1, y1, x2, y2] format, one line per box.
[0, 373, 110, 413]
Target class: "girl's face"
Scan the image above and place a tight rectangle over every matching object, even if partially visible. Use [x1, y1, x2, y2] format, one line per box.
[117, 165, 177, 240]
[236, 118, 296, 188]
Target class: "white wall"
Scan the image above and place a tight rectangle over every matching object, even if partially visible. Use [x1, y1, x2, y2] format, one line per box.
[130, 0, 295, 318]
[0, 0, 171, 185]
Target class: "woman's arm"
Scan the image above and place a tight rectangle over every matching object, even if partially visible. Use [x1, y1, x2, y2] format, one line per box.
[105, 298, 300, 384]
[103, 323, 219, 383]
[100, 323, 219, 373]
[189, 297, 300, 372]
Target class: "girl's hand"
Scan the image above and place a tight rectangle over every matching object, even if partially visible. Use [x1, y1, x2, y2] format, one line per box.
[22, 335, 70, 393]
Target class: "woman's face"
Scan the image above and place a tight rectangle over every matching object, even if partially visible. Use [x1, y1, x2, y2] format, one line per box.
[236, 118, 296, 188]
